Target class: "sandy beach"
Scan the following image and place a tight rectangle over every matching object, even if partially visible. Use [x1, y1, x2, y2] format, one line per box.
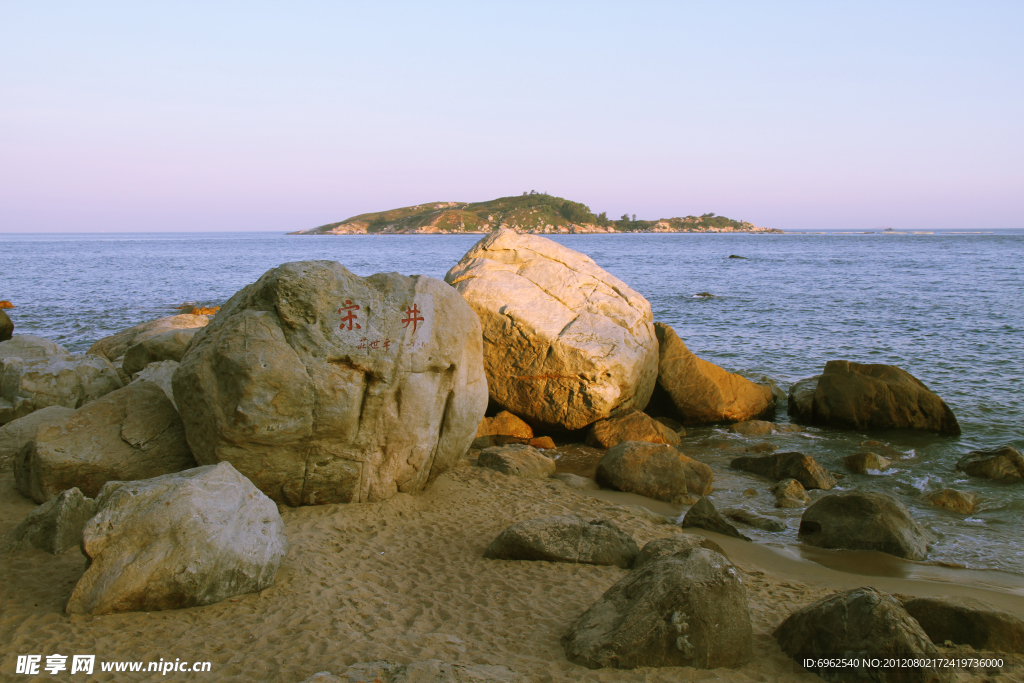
[3, 448, 1023, 683]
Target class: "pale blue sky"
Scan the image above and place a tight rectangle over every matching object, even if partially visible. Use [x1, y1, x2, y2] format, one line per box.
[1, 1, 1021, 232]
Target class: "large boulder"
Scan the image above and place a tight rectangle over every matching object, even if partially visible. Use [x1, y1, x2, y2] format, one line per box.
[475, 444, 555, 479]
[0, 405, 76, 471]
[787, 361, 960, 435]
[2, 487, 96, 555]
[444, 228, 657, 430]
[956, 445, 1024, 481]
[122, 328, 200, 376]
[66, 462, 288, 615]
[585, 410, 681, 449]
[632, 534, 726, 569]
[596, 441, 712, 504]
[15, 381, 196, 503]
[0, 334, 70, 362]
[561, 548, 752, 669]
[680, 497, 750, 540]
[87, 313, 211, 362]
[483, 515, 639, 568]
[798, 491, 933, 560]
[173, 261, 488, 506]
[0, 353, 123, 425]
[774, 587, 948, 683]
[900, 596, 1024, 653]
[729, 452, 836, 490]
[647, 323, 774, 425]
[0, 309, 12, 342]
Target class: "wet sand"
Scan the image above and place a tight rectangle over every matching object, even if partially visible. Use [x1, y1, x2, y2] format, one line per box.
[2, 459, 1023, 682]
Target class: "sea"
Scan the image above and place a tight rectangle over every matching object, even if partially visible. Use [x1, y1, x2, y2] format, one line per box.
[2, 230, 1022, 578]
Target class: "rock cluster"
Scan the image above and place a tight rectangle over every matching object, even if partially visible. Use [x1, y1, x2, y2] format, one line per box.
[729, 452, 836, 490]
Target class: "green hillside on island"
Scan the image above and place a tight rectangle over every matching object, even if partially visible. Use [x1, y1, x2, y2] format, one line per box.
[290, 193, 780, 235]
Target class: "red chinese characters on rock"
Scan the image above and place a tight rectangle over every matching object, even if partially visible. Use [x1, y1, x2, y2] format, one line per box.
[357, 337, 394, 351]
[338, 300, 361, 330]
[339, 300, 425, 352]
[402, 304, 424, 332]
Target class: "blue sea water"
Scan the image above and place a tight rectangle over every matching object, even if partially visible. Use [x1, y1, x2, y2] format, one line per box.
[2, 230, 1022, 573]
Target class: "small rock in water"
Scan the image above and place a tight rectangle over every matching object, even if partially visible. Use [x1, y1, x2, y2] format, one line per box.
[694, 291, 715, 298]
[923, 488, 977, 514]
[728, 255, 748, 259]
[680, 497, 750, 541]
[860, 440, 906, 459]
[956, 445, 1024, 481]
[0, 300, 15, 308]
[552, 472, 600, 490]
[771, 478, 810, 508]
[723, 507, 786, 532]
[730, 451, 836, 490]
[742, 488, 758, 497]
[729, 420, 776, 436]
[844, 451, 892, 474]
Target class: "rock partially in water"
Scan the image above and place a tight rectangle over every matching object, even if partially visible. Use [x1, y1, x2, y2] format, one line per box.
[723, 507, 786, 532]
[586, 410, 681, 449]
[923, 488, 977, 514]
[774, 587, 948, 683]
[771, 478, 810, 508]
[476, 444, 555, 479]
[956, 445, 1024, 481]
[728, 255, 748, 259]
[799, 491, 933, 560]
[900, 595, 1024, 653]
[484, 515, 638, 568]
[562, 548, 752, 669]
[729, 419, 777, 436]
[680, 497, 750, 540]
[632, 534, 727, 569]
[787, 361, 960, 435]
[445, 228, 658, 431]
[552, 472, 600, 490]
[2, 487, 96, 555]
[475, 411, 533, 442]
[729, 451, 836, 490]
[844, 451, 892, 474]
[596, 441, 712, 504]
[528, 436, 555, 450]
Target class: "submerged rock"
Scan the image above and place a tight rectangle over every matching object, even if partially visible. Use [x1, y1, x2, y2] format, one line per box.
[585, 410, 681, 449]
[476, 444, 555, 479]
[484, 515, 638, 568]
[561, 548, 752, 669]
[729, 451, 836, 490]
[3, 487, 96, 555]
[923, 488, 976, 514]
[956, 445, 1024, 481]
[445, 228, 657, 430]
[596, 441, 712, 504]
[798, 491, 933, 560]
[900, 595, 1024, 653]
[66, 462, 288, 615]
[787, 361, 960, 435]
[680, 497, 750, 540]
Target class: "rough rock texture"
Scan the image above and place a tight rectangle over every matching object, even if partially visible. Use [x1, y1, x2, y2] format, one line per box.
[476, 411, 532, 440]
[552, 473, 600, 490]
[787, 361, 960, 435]
[786, 376, 819, 424]
[476, 444, 555, 479]
[483, 515, 638, 568]
[648, 322, 774, 425]
[723, 507, 786, 532]
[900, 596, 1024, 653]
[66, 462, 288, 615]
[1, 353, 123, 424]
[528, 436, 555, 450]
[923, 489, 976, 514]
[729, 420, 776, 436]
[320, 660, 526, 683]
[0, 405, 76, 471]
[130, 360, 179, 409]
[799, 491, 933, 560]
[561, 549, 752, 670]
[444, 228, 657, 430]
[956, 445, 1024, 481]
[844, 451, 892, 474]
[2, 487, 96, 555]
[0, 335, 70, 362]
[774, 588, 948, 683]
[122, 328, 200, 376]
[772, 478, 811, 508]
[585, 410, 681, 449]
[596, 441, 712, 504]
[632, 534, 726, 570]
[729, 452, 836, 490]
[87, 313, 211, 362]
[173, 261, 488, 506]
[680, 497, 750, 540]
[0, 309, 11, 342]
[15, 381, 196, 503]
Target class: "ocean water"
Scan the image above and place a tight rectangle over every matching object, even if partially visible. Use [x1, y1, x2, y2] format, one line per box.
[2, 231, 1022, 574]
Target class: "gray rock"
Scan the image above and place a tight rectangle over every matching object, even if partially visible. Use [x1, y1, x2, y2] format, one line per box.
[771, 478, 811, 508]
[16, 381, 196, 502]
[680, 497, 750, 541]
[900, 595, 1024, 653]
[552, 472, 600, 490]
[786, 376, 819, 424]
[2, 487, 96, 554]
[173, 261, 487, 506]
[799, 491, 933, 560]
[956, 445, 1024, 481]
[844, 451, 892, 474]
[476, 444, 555, 479]
[774, 587, 949, 683]
[729, 451, 836, 490]
[596, 441, 712, 504]
[0, 334, 70, 362]
[0, 405, 76, 472]
[1, 353, 122, 425]
[122, 328, 199, 376]
[484, 515, 638, 568]
[561, 548, 752, 669]
[66, 462, 288, 615]
[723, 507, 786, 532]
[632, 534, 727, 570]
[87, 314, 211, 362]
[129, 360, 179, 409]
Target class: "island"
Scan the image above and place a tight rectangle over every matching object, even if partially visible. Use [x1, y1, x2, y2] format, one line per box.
[288, 192, 782, 235]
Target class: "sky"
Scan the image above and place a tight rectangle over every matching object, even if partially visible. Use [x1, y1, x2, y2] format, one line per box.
[1, 2, 1022, 233]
